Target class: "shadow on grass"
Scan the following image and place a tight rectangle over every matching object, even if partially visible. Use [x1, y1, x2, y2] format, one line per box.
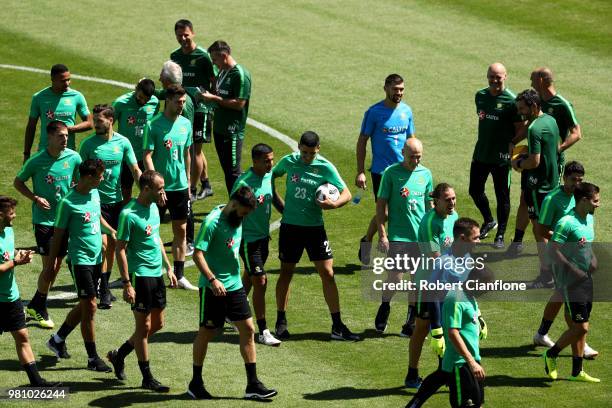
[150, 330, 246, 345]
[359, 328, 403, 339]
[266, 263, 361, 276]
[60, 377, 126, 394]
[89, 391, 253, 407]
[485, 374, 553, 388]
[303, 385, 410, 400]
[480, 344, 540, 358]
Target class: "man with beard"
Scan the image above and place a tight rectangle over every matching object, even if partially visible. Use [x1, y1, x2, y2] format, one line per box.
[45, 159, 116, 373]
[23, 64, 92, 160]
[188, 186, 277, 400]
[14, 121, 82, 328]
[355, 74, 415, 264]
[113, 79, 159, 203]
[469, 63, 524, 248]
[0, 195, 60, 387]
[80, 104, 141, 309]
[107, 170, 176, 392]
[544, 182, 600, 383]
[144, 84, 196, 290]
[172, 19, 216, 200]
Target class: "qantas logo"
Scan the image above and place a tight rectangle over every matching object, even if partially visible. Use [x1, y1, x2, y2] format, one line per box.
[2, 251, 9, 262]
[478, 110, 486, 120]
[127, 116, 136, 125]
[45, 175, 55, 184]
[164, 139, 173, 150]
[578, 237, 587, 247]
[444, 236, 453, 247]
[257, 194, 265, 204]
[291, 174, 300, 183]
[46, 109, 55, 120]
[400, 187, 410, 198]
[226, 238, 235, 248]
[145, 225, 152, 236]
[83, 212, 91, 223]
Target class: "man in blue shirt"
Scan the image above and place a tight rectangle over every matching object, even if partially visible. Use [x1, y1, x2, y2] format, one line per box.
[355, 74, 415, 263]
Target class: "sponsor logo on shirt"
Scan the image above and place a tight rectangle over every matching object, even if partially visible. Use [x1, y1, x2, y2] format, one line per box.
[63, 161, 70, 168]
[578, 237, 587, 248]
[64, 99, 72, 106]
[2, 251, 10, 262]
[478, 110, 499, 121]
[257, 194, 265, 204]
[444, 236, 453, 247]
[400, 187, 410, 198]
[45, 175, 55, 184]
[548, 107, 554, 114]
[291, 174, 300, 183]
[164, 139, 173, 150]
[190, 59, 196, 66]
[128, 116, 136, 125]
[46, 110, 55, 120]
[225, 237, 235, 248]
[382, 125, 409, 134]
[83, 212, 91, 223]
[113, 146, 120, 154]
[145, 225, 152, 236]
[496, 103, 503, 109]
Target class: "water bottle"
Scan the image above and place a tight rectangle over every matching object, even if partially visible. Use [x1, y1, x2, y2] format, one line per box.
[352, 191, 362, 205]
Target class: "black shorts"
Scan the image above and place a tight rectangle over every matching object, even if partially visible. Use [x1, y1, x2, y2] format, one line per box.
[192, 111, 212, 144]
[120, 160, 145, 191]
[101, 202, 123, 230]
[159, 189, 190, 221]
[0, 300, 26, 334]
[448, 363, 485, 408]
[371, 172, 382, 201]
[240, 237, 269, 277]
[34, 224, 68, 257]
[131, 276, 167, 313]
[524, 188, 548, 220]
[564, 277, 593, 323]
[199, 287, 252, 329]
[278, 223, 333, 263]
[69, 263, 102, 299]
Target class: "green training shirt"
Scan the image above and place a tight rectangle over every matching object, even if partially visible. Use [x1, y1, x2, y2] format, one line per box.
[16, 148, 81, 226]
[112, 91, 160, 160]
[231, 168, 273, 243]
[377, 163, 434, 242]
[524, 114, 559, 193]
[538, 185, 575, 228]
[154, 89, 195, 125]
[29, 87, 90, 150]
[195, 205, 243, 291]
[473, 88, 520, 165]
[213, 64, 251, 139]
[79, 132, 137, 204]
[0, 227, 19, 303]
[54, 188, 103, 265]
[117, 199, 162, 278]
[442, 289, 481, 373]
[415, 209, 458, 283]
[542, 94, 580, 168]
[144, 113, 192, 191]
[551, 209, 594, 286]
[273, 152, 346, 227]
[170, 46, 217, 114]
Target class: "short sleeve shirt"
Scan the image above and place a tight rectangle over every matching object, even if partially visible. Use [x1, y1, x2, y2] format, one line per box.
[112, 91, 160, 160]
[538, 185, 575, 228]
[231, 168, 273, 243]
[0, 227, 19, 302]
[170, 46, 217, 114]
[524, 114, 560, 193]
[442, 290, 481, 373]
[213, 64, 251, 138]
[551, 210, 594, 285]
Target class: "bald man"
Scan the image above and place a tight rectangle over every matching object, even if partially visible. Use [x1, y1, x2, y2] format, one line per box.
[375, 138, 433, 339]
[469, 63, 525, 249]
[507, 67, 582, 257]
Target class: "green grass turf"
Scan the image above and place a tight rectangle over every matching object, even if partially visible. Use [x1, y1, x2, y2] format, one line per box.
[1, 1, 612, 406]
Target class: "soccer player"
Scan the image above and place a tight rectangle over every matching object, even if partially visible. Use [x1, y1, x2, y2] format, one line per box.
[512, 89, 559, 288]
[543, 182, 600, 383]
[44, 159, 115, 373]
[469, 63, 524, 248]
[188, 186, 277, 400]
[532, 162, 597, 358]
[106, 170, 177, 392]
[200, 40, 252, 193]
[272, 131, 359, 341]
[232, 143, 283, 346]
[375, 137, 433, 337]
[406, 218, 487, 407]
[0, 196, 60, 387]
[24, 64, 92, 160]
[14, 121, 81, 328]
[113, 78, 159, 204]
[405, 183, 458, 388]
[80, 104, 141, 309]
[144, 84, 197, 290]
[172, 19, 216, 200]
[507, 67, 582, 256]
[355, 74, 415, 263]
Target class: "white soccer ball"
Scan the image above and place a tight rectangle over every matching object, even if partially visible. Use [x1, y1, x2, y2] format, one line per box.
[316, 183, 340, 202]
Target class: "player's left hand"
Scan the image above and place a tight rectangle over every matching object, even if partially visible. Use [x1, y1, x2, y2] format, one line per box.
[14, 250, 34, 266]
[123, 284, 136, 304]
[316, 196, 336, 210]
[478, 315, 488, 340]
[167, 268, 177, 288]
[158, 190, 167, 207]
[200, 90, 217, 102]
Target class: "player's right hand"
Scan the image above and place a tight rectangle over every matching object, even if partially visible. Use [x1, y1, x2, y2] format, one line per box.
[14, 250, 34, 266]
[468, 360, 485, 381]
[158, 190, 167, 207]
[34, 196, 51, 210]
[211, 279, 227, 297]
[355, 172, 367, 190]
[123, 285, 136, 304]
[378, 236, 389, 253]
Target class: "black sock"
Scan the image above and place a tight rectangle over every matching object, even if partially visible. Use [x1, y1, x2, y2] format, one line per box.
[571, 356, 583, 377]
[30, 290, 48, 310]
[256, 318, 267, 334]
[408, 368, 448, 407]
[192, 365, 203, 384]
[331, 312, 342, 327]
[538, 319, 553, 336]
[277, 310, 286, 323]
[23, 362, 43, 385]
[408, 366, 419, 380]
[85, 341, 98, 360]
[174, 261, 185, 280]
[201, 178, 210, 189]
[513, 229, 525, 243]
[139, 360, 153, 381]
[57, 322, 75, 340]
[117, 340, 134, 360]
[547, 345, 561, 358]
[245, 362, 258, 384]
[407, 305, 416, 324]
[381, 301, 390, 308]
